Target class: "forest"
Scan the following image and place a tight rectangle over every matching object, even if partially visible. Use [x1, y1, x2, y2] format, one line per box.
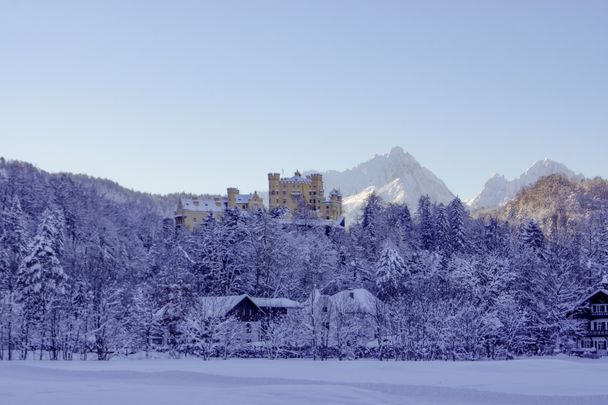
[1, 159, 607, 361]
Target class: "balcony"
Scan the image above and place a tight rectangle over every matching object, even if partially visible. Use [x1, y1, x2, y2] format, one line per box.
[589, 330, 608, 336]
[591, 311, 608, 317]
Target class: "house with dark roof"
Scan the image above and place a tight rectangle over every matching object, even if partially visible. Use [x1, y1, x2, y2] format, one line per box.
[571, 276, 608, 356]
[197, 295, 302, 342]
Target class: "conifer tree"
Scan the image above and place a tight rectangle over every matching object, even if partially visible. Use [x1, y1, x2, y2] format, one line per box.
[447, 197, 468, 254]
[375, 245, 409, 301]
[0, 195, 29, 360]
[17, 208, 67, 360]
[416, 195, 434, 251]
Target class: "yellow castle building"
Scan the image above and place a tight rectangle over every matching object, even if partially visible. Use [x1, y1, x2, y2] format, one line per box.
[175, 187, 264, 231]
[268, 171, 343, 223]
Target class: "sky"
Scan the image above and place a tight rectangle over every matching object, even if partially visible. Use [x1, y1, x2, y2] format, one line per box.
[1, 1, 607, 199]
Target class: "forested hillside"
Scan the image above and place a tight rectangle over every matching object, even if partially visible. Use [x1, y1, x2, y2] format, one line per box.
[494, 174, 608, 232]
[1, 159, 607, 361]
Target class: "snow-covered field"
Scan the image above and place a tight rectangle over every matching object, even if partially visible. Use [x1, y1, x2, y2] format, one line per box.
[1, 357, 606, 404]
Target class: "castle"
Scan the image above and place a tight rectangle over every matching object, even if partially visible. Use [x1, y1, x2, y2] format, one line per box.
[175, 188, 264, 231]
[174, 171, 343, 230]
[268, 171, 343, 222]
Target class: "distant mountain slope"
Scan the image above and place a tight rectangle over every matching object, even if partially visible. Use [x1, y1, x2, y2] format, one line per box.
[491, 174, 608, 230]
[0, 157, 179, 218]
[310, 147, 455, 224]
[469, 159, 584, 210]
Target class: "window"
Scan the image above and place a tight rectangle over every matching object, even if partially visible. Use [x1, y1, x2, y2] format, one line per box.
[246, 323, 252, 334]
[323, 322, 330, 329]
[322, 306, 328, 313]
[598, 341, 607, 350]
[581, 340, 593, 349]
[349, 292, 354, 299]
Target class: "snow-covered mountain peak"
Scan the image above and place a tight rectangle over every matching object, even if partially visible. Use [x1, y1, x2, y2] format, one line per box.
[521, 159, 578, 182]
[469, 159, 583, 211]
[310, 147, 454, 225]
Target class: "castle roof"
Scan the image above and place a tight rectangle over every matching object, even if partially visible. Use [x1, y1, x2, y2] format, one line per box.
[282, 175, 312, 184]
[178, 197, 225, 212]
[235, 193, 259, 204]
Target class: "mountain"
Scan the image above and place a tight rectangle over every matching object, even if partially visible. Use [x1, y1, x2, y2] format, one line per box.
[468, 159, 584, 211]
[0, 157, 179, 218]
[310, 147, 455, 225]
[491, 174, 608, 230]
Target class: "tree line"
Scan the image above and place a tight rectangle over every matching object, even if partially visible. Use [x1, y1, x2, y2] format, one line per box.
[1, 161, 607, 360]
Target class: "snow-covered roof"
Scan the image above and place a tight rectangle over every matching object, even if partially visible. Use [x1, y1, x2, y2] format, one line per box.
[235, 194, 253, 204]
[330, 288, 380, 316]
[281, 171, 313, 184]
[179, 197, 225, 212]
[198, 295, 250, 318]
[198, 294, 302, 318]
[251, 297, 302, 309]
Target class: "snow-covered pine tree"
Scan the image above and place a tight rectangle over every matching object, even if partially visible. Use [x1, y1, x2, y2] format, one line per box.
[385, 203, 413, 248]
[375, 245, 409, 301]
[250, 209, 291, 297]
[216, 207, 254, 295]
[416, 195, 434, 251]
[17, 207, 67, 360]
[359, 192, 386, 260]
[447, 197, 468, 254]
[433, 203, 450, 254]
[0, 195, 29, 360]
[520, 218, 545, 256]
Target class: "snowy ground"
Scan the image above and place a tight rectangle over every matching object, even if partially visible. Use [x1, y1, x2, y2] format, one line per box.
[1, 357, 607, 404]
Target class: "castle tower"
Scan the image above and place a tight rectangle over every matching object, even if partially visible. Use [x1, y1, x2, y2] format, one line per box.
[309, 173, 324, 211]
[227, 187, 239, 208]
[268, 173, 281, 210]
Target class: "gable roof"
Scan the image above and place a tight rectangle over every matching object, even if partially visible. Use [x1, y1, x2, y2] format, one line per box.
[577, 289, 608, 307]
[198, 294, 301, 318]
[198, 295, 252, 318]
[251, 297, 302, 309]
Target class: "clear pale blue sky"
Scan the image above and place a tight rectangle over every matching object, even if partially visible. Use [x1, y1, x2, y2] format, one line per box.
[1, 1, 607, 199]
